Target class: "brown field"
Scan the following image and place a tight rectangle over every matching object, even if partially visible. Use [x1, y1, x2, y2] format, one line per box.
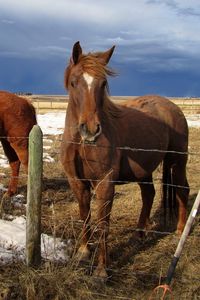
[0, 104, 200, 299]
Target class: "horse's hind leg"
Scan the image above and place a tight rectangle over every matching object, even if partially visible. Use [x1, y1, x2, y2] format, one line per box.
[1, 139, 21, 196]
[10, 138, 29, 171]
[137, 176, 155, 235]
[172, 163, 189, 234]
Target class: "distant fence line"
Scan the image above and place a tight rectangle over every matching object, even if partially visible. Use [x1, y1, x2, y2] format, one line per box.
[23, 95, 200, 114]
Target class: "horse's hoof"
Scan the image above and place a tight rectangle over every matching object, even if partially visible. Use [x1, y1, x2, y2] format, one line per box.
[0, 192, 14, 216]
[2, 192, 11, 200]
[134, 229, 145, 240]
[76, 245, 90, 262]
[93, 266, 109, 283]
[175, 228, 183, 236]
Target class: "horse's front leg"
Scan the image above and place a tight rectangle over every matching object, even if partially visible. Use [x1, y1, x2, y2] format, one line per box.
[93, 179, 114, 279]
[68, 178, 92, 261]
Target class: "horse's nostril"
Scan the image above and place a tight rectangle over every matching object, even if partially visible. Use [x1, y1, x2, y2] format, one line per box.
[79, 122, 101, 142]
[95, 124, 102, 136]
[79, 123, 87, 134]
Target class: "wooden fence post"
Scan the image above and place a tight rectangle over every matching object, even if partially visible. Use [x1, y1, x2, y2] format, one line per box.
[26, 125, 43, 266]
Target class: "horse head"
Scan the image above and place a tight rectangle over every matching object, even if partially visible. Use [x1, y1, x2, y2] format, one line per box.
[64, 41, 115, 143]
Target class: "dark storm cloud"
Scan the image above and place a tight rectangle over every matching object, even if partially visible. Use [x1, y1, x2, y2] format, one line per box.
[0, 0, 200, 96]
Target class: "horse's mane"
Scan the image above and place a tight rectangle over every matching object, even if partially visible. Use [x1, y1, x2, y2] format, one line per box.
[65, 53, 116, 87]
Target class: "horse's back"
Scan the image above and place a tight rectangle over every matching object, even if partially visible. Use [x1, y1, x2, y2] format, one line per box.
[119, 95, 188, 151]
[0, 90, 35, 114]
[0, 91, 36, 136]
[119, 95, 185, 123]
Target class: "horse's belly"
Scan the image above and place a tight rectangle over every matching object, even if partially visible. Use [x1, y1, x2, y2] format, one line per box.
[119, 153, 164, 181]
[118, 161, 148, 182]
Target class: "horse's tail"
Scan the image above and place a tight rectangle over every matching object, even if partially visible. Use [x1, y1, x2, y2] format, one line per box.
[162, 159, 177, 225]
[25, 97, 37, 125]
[29, 100, 37, 125]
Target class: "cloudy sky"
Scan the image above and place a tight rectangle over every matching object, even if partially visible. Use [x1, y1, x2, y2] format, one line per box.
[1, 0, 200, 96]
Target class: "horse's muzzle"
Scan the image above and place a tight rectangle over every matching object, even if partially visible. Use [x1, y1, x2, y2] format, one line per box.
[79, 123, 102, 143]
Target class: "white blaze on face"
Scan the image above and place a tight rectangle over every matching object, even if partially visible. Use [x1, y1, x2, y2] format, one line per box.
[83, 72, 94, 91]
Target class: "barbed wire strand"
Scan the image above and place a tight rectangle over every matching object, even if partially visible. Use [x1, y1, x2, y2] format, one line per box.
[0, 173, 192, 190]
[0, 135, 200, 156]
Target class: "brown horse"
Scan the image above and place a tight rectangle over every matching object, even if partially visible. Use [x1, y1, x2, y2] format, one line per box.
[0, 91, 37, 197]
[61, 42, 189, 279]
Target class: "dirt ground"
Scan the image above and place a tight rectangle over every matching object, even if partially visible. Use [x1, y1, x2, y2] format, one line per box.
[0, 124, 200, 299]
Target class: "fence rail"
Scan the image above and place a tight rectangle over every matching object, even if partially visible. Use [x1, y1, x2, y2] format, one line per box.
[22, 94, 200, 113]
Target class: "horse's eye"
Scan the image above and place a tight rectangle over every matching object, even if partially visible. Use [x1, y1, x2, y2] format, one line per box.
[71, 80, 77, 88]
[102, 80, 107, 88]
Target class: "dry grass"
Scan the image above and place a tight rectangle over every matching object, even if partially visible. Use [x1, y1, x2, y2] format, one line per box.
[0, 125, 200, 299]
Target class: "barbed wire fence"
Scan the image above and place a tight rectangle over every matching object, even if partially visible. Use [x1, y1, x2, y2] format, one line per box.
[0, 120, 200, 299]
[0, 132, 199, 233]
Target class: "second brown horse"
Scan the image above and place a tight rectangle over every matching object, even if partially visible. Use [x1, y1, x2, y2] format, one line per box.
[0, 91, 36, 197]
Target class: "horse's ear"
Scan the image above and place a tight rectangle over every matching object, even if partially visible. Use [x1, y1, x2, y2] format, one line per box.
[71, 41, 82, 65]
[97, 45, 115, 65]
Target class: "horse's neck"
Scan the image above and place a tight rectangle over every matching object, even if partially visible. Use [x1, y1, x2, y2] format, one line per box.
[65, 99, 80, 138]
[103, 96, 122, 121]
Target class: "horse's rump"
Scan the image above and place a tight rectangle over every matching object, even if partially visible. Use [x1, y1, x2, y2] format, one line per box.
[0, 90, 37, 196]
[0, 91, 37, 137]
